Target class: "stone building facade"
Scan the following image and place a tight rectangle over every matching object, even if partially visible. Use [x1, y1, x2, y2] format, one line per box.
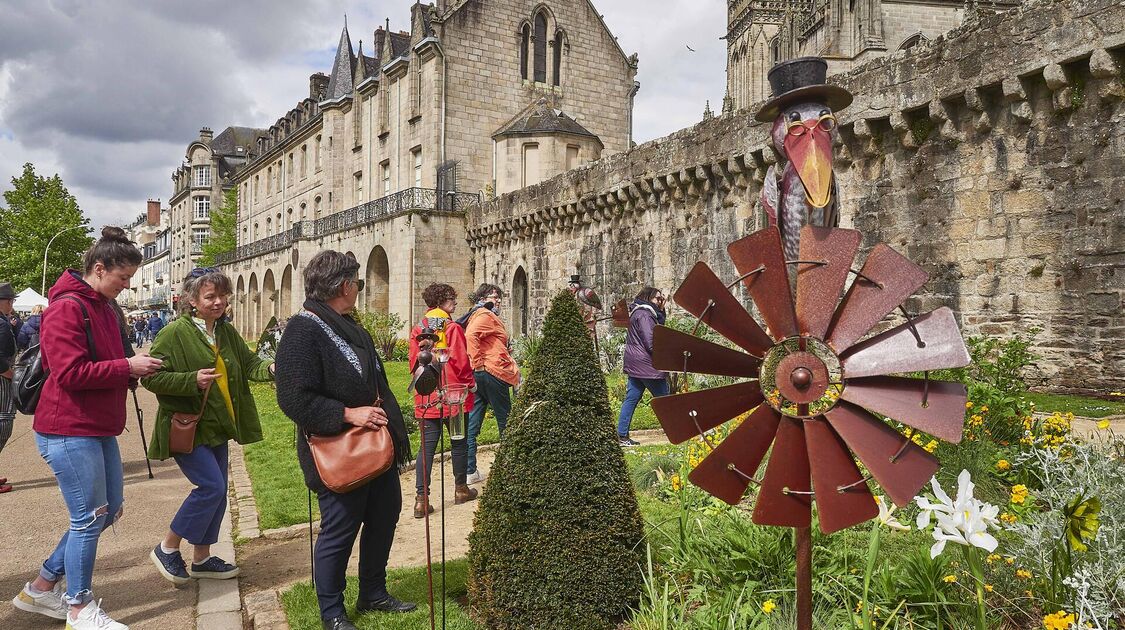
[219, 0, 639, 338]
[468, 0, 1125, 393]
[118, 200, 170, 311]
[168, 126, 266, 295]
[724, 0, 1018, 113]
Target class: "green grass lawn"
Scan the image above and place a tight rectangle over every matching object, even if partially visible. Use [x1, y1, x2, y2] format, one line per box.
[1024, 391, 1125, 418]
[281, 558, 482, 630]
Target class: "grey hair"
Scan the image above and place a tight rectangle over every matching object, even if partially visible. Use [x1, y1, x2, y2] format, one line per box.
[179, 270, 233, 316]
[304, 250, 360, 301]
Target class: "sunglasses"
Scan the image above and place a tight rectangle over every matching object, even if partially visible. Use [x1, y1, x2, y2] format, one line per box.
[353, 278, 365, 292]
[189, 266, 221, 279]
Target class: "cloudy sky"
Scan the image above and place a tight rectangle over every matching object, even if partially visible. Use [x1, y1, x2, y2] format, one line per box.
[0, 0, 727, 231]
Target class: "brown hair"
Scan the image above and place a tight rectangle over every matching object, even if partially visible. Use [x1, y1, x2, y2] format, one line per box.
[422, 283, 457, 309]
[471, 283, 503, 303]
[634, 286, 663, 304]
[179, 270, 234, 316]
[83, 226, 142, 273]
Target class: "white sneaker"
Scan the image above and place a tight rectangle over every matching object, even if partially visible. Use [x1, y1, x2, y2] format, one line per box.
[466, 470, 485, 485]
[12, 581, 68, 620]
[66, 599, 128, 630]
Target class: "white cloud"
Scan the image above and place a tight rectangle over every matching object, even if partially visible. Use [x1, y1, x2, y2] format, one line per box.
[0, 0, 727, 228]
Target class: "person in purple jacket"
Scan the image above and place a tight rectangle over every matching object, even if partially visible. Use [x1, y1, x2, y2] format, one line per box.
[617, 287, 668, 446]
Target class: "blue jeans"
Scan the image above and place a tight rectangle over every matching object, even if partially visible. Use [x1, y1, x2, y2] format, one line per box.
[617, 376, 669, 438]
[172, 442, 229, 546]
[466, 371, 511, 475]
[35, 433, 124, 606]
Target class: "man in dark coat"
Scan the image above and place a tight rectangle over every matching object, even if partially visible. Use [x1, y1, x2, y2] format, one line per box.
[0, 282, 18, 493]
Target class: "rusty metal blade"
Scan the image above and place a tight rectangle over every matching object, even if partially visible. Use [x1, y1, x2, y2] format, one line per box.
[688, 406, 781, 505]
[840, 307, 970, 378]
[673, 261, 774, 356]
[727, 228, 798, 341]
[651, 325, 761, 378]
[752, 417, 811, 528]
[826, 243, 929, 353]
[841, 376, 967, 443]
[805, 417, 878, 534]
[652, 381, 764, 444]
[796, 226, 861, 339]
[825, 401, 940, 508]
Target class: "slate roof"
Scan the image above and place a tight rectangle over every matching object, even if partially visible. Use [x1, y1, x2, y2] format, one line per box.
[211, 126, 268, 156]
[360, 53, 380, 77]
[324, 24, 356, 101]
[389, 32, 411, 60]
[493, 99, 601, 141]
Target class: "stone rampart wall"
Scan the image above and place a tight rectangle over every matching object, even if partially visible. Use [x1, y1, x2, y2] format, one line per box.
[468, 0, 1125, 393]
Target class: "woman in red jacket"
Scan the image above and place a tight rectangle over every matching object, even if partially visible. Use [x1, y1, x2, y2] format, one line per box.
[10, 227, 162, 630]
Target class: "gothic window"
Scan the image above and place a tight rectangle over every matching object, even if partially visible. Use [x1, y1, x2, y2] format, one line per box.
[770, 37, 781, 65]
[533, 12, 547, 83]
[898, 32, 927, 50]
[552, 29, 564, 87]
[520, 24, 530, 80]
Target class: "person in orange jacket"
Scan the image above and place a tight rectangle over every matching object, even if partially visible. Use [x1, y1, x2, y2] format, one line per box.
[408, 283, 478, 519]
[462, 284, 520, 485]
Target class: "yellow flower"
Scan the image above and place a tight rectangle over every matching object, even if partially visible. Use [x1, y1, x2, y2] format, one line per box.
[996, 459, 1011, 471]
[1011, 485, 1029, 505]
[966, 401, 974, 409]
[943, 575, 957, 583]
[985, 584, 994, 593]
[924, 440, 938, 453]
[1005, 556, 1016, 565]
[980, 405, 989, 412]
[1097, 419, 1111, 430]
[1043, 610, 1076, 630]
[669, 474, 683, 492]
[1016, 569, 1033, 580]
[762, 599, 777, 614]
[1001, 512, 1018, 525]
[987, 554, 1002, 564]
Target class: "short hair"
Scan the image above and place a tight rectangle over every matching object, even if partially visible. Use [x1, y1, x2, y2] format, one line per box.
[304, 250, 361, 301]
[84, 226, 142, 273]
[634, 286, 663, 303]
[179, 269, 233, 316]
[422, 283, 457, 309]
[32, 304, 44, 315]
[471, 283, 503, 303]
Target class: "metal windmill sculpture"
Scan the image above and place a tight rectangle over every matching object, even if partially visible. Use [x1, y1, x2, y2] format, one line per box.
[651, 57, 971, 629]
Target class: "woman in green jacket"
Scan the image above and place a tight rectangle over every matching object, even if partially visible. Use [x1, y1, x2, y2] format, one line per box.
[141, 267, 274, 585]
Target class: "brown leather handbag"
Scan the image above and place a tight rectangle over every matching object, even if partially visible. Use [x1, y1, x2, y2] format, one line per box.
[306, 397, 394, 493]
[169, 385, 211, 455]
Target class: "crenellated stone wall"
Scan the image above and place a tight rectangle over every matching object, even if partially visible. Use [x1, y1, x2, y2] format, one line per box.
[467, 0, 1125, 393]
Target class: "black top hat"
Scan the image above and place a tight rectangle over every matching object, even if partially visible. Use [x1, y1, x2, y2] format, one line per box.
[0, 282, 14, 300]
[569, 274, 581, 285]
[754, 56, 853, 122]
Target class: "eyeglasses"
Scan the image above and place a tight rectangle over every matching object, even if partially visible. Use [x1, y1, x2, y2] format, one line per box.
[786, 114, 837, 137]
[353, 278, 365, 292]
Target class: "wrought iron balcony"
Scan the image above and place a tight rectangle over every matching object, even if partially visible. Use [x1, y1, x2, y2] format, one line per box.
[215, 187, 478, 265]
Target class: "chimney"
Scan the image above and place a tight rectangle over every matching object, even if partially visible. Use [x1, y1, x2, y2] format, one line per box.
[147, 199, 161, 226]
[199, 127, 213, 142]
[310, 72, 330, 100]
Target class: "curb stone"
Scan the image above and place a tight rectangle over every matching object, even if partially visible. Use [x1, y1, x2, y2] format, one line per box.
[196, 505, 244, 628]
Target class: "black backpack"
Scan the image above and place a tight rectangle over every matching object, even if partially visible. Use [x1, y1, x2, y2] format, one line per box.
[11, 295, 96, 415]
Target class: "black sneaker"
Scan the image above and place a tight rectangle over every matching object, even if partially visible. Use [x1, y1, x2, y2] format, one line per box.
[357, 593, 418, 614]
[619, 437, 640, 447]
[190, 556, 241, 579]
[150, 545, 190, 586]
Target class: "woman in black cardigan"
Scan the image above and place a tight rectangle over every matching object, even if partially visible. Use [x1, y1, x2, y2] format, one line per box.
[274, 250, 415, 630]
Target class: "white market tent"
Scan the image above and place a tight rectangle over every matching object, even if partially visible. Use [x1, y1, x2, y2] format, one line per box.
[13, 287, 48, 311]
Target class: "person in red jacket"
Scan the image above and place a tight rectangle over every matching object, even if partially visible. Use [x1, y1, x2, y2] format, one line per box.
[10, 227, 162, 630]
[409, 283, 478, 519]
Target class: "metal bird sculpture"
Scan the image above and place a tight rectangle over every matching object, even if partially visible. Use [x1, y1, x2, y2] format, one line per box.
[756, 57, 853, 262]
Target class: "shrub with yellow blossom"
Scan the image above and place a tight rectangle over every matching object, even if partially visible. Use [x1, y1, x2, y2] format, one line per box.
[1042, 609, 1075, 630]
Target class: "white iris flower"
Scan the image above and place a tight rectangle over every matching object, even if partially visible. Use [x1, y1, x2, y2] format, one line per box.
[915, 470, 999, 558]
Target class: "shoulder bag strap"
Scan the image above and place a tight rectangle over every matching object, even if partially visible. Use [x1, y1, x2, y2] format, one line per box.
[56, 295, 97, 362]
[197, 383, 212, 415]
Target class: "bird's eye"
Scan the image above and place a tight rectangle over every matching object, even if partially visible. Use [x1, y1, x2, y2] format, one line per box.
[819, 109, 830, 118]
[788, 111, 802, 123]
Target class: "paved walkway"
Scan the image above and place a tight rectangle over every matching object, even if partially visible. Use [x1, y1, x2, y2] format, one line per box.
[0, 388, 200, 630]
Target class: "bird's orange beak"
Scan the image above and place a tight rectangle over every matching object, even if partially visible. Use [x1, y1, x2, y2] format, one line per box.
[784, 121, 834, 208]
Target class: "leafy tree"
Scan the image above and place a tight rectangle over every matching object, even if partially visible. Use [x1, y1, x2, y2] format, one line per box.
[0, 163, 92, 292]
[468, 291, 645, 630]
[199, 187, 238, 265]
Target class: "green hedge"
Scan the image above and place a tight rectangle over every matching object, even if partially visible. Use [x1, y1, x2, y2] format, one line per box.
[467, 291, 645, 629]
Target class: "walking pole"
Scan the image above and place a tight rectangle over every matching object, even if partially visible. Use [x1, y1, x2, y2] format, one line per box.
[130, 388, 154, 479]
[440, 404, 448, 630]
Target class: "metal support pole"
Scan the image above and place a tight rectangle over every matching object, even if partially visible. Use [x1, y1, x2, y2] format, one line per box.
[796, 336, 813, 630]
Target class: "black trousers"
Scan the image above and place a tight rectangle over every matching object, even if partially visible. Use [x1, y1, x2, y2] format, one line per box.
[314, 469, 402, 620]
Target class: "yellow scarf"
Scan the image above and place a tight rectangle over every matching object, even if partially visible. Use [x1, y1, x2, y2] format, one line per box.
[193, 317, 236, 423]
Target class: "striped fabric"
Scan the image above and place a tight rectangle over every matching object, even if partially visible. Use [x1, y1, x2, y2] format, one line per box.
[0, 376, 14, 452]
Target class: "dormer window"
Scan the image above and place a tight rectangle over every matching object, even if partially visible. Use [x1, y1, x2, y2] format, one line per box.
[193, 165, 211, 187]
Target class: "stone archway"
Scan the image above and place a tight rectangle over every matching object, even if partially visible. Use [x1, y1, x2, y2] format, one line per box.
[262, 269, 277, 331]
[512, 265, 529, 337]
[235, 275, 246, 336]
[365, 245, 390, 312]
[248, 273, 260, 337]
[280, 265, 294, 319]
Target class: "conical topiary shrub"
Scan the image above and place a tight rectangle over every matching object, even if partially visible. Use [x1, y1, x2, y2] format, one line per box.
[467, 291, 645, 630]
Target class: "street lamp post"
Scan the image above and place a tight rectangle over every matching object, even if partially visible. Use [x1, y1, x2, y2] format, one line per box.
[42, 225, 86, 295]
